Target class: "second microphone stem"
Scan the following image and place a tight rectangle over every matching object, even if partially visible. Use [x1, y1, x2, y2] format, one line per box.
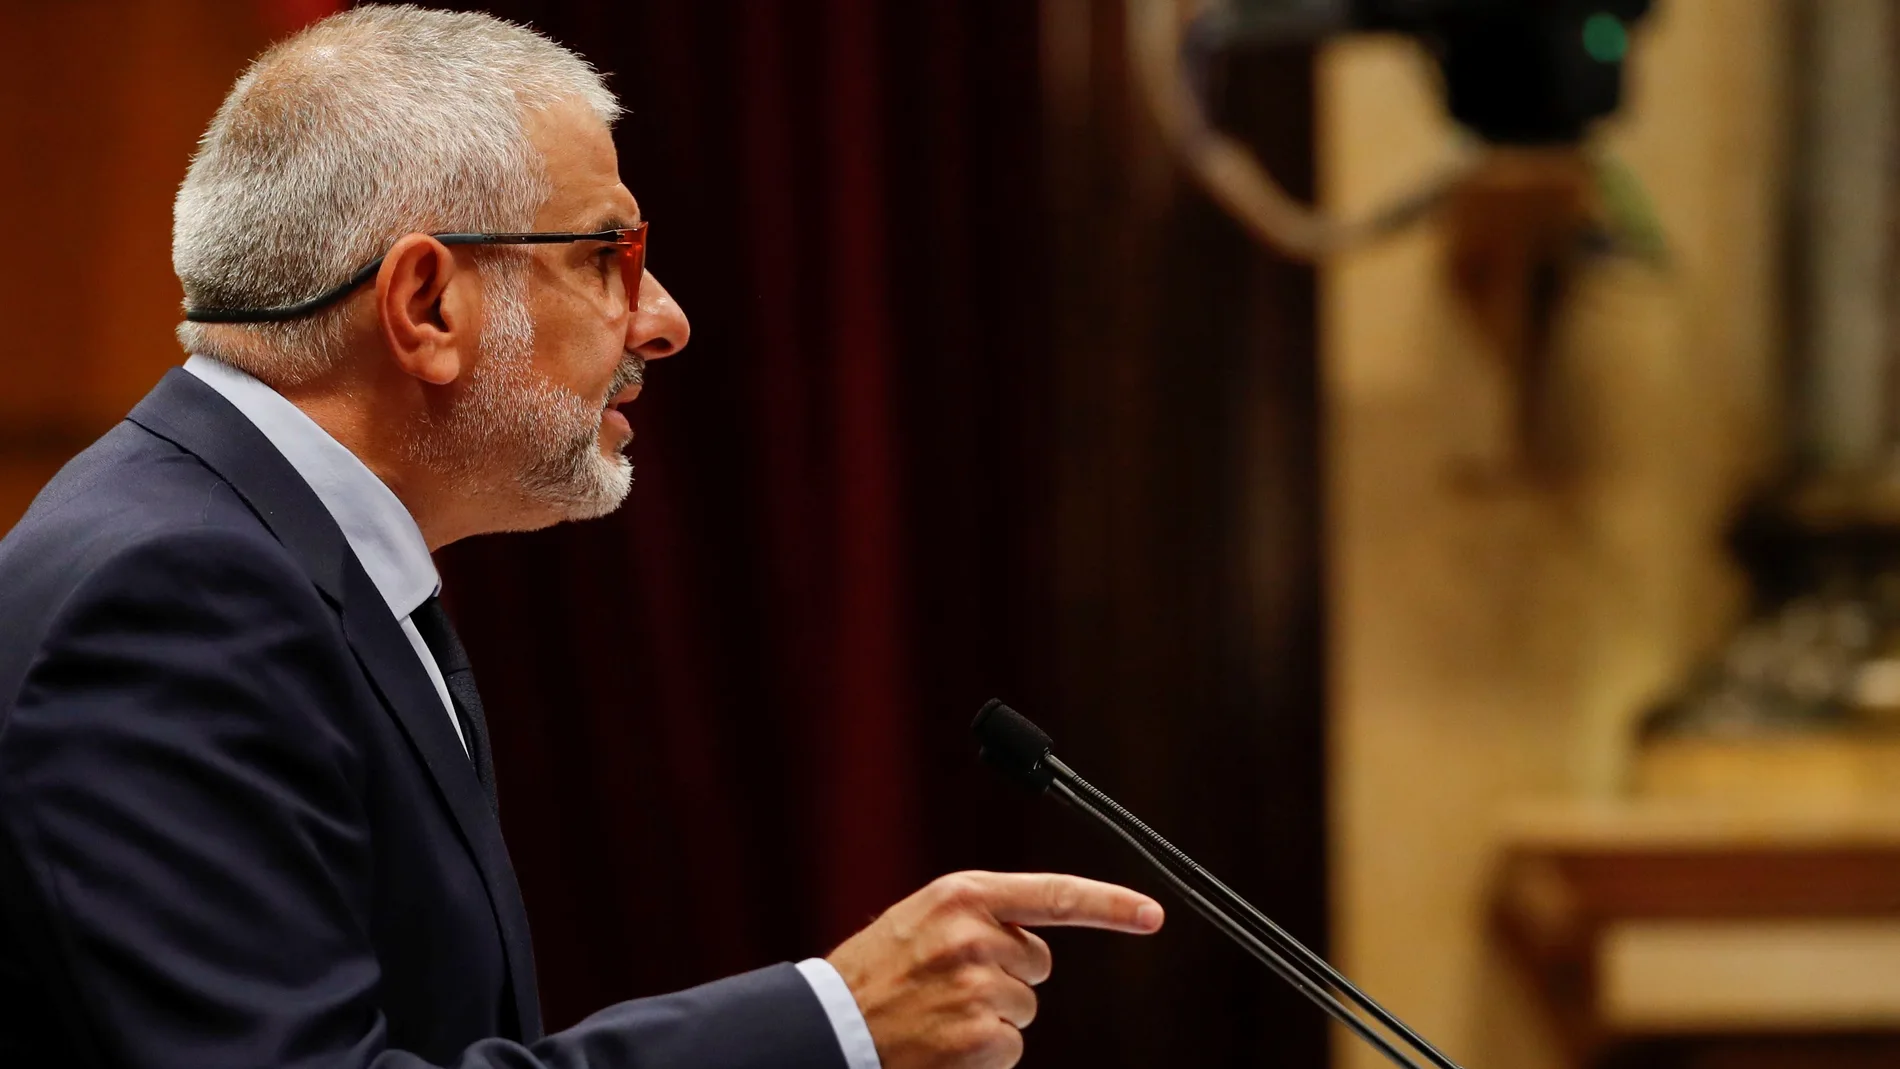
[1043, 756, 1462, 1069]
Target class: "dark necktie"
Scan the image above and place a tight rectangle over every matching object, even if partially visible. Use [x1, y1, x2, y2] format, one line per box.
[410, 595, 498, 816]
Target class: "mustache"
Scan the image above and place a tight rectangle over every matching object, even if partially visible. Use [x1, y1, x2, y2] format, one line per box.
[605, 353, 646, 404]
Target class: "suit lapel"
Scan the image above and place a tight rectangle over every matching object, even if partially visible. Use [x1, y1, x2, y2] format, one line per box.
[338, 568, 542, 1039]
[126, 369, 542, 1039]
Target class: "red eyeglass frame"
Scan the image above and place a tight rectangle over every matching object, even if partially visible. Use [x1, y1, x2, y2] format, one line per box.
[184, 222, 650, 324]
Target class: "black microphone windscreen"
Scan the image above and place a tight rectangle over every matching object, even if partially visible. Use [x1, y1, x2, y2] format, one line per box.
[972, 699, 1056, 791]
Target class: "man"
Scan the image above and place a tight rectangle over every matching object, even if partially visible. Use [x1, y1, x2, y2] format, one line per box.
[0, 6, 1163, 1069]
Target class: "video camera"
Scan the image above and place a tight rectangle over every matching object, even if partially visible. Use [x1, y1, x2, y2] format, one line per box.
[1206, 0, 1655, 144]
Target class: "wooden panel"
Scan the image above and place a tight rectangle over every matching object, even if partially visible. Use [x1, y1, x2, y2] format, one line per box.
[1496, 801, 1900, 1067]
[1598, 1035, 1900, 1069]
[1325, 4, 1794, 1065]
[1501, 798, 1900, 850]
[1602, 920, 1900, 1032]
[1638, 736, 1900, 805]
[0, 1, 270, 530]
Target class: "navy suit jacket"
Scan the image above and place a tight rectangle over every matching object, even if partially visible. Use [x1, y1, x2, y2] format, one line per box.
[0, 370, 848, 1069]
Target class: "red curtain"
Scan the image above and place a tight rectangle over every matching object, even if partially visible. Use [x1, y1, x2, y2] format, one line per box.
[432, 0, 1055, 1024]
[427, 4, 1330, 1066]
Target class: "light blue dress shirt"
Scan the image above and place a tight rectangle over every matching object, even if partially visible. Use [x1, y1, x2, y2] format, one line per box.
[182, 355, 881, 1069]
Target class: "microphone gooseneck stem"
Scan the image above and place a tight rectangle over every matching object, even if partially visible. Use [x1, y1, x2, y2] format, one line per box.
[1044, 757, 1463, 1069]
[1047, 779, 1431, 1069]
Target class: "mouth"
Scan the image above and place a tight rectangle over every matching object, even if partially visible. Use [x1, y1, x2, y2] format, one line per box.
[604, 354, 647, 412]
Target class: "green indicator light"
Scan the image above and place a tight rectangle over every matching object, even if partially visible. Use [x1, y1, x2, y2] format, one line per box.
[1583, 12, 1629, 64]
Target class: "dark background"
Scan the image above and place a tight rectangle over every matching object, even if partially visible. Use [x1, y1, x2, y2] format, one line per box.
[431, 3, 1329, 1065]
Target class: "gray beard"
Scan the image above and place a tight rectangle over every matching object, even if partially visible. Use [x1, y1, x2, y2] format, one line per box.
[403, 266, 643, 529]
[513, 352, 646, 521]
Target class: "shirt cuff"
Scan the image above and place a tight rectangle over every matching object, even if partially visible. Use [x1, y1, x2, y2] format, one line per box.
[795, 957, 882, 1069]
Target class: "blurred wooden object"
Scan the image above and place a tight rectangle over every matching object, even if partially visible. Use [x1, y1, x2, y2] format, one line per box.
[1324, 4, 1791, 1067]
[1442, 148, 1597, 481]
[1637, 734, 1900, 805]
[0, 2, 268, 532]
[1793, 0, 1898, 473]
[1496, 800, 1900, 1068]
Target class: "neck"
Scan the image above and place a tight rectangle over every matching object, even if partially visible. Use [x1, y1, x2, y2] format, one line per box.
[274, 366, 497, 551]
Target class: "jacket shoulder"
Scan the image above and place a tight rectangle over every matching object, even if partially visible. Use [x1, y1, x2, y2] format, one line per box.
[1, 419, 274, 566]
[0, 421, 313, 700]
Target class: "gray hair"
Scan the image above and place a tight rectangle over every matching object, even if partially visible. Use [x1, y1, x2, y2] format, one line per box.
[172, 4, 621, 384]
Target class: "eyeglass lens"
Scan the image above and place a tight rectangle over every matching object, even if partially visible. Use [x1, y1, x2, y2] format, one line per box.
[617, 227, 648, 315]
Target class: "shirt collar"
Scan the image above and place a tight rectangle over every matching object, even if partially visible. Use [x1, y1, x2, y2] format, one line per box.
[183, 354, 440, 620]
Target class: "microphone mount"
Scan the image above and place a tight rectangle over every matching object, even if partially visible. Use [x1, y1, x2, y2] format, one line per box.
[973, 699, 1463, 1069]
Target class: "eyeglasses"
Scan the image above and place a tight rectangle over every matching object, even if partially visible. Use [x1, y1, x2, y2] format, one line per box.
[184, 223, 650, 324]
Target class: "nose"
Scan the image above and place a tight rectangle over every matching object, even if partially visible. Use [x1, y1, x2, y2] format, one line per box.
[626, 271, 690, 360]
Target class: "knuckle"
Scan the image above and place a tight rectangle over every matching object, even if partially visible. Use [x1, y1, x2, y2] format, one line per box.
[951, 963, 993, 999]
[946, 1017, 993, 1057]
[958, 928, 998, 966]
[998, 976, 1043, 1027]
[930, 917, 997, 968]
[1044, 879, 1080, 922]
[931, 871, 983, 911]
[954, 1017, 1018, 1063]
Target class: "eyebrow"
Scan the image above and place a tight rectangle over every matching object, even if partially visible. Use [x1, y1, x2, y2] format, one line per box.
[586, 212, 641, 232]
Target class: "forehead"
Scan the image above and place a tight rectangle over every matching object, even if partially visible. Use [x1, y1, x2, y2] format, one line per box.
[525, 98, 638, 227]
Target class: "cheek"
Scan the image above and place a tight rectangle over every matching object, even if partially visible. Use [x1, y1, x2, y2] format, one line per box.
[532, 287, 623, 397]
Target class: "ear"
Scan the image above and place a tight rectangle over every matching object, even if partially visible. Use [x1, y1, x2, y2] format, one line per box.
[375, 234, 478, 386]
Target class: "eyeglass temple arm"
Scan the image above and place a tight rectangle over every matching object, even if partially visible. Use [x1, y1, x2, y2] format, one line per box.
[184, 256, 387, 324]
[184, 229, 638, 323]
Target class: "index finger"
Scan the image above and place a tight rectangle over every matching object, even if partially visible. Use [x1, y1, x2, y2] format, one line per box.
[969, 872, 1165, 933]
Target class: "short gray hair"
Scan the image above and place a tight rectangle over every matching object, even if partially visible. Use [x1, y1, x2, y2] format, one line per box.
[172, 4, 620, 384]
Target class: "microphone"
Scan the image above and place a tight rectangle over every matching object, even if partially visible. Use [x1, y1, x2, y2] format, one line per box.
[973, 699, 1462, 1069]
